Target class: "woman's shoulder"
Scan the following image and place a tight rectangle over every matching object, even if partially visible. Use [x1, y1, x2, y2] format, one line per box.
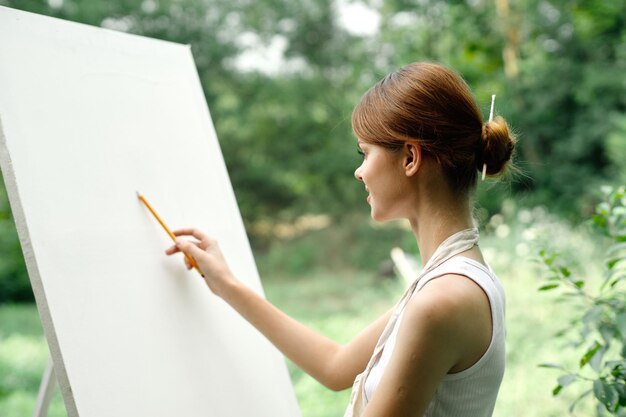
[400, 270, 494, 368]
[419, 255, 503, 298]
[408, 272, 489, 327]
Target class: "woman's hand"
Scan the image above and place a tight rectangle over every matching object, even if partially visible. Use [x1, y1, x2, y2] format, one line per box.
[165, 228, 235, 296]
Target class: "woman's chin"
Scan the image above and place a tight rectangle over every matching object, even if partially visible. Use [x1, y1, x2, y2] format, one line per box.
[370, 207, 403, 223]
[370, 209, 391, 223]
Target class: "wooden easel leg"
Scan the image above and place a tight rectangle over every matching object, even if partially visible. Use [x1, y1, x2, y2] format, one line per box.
[32, 357, 55, 417]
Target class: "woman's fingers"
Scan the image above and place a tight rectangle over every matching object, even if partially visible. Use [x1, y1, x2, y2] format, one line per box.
[175, 238, 207, 261]
[165, 245, 180, 255]
[165, 237, 202, 256]
[166, 229, 220, 276]
[162, 229, 234, 295]
[165, 241, 198, 271]
[172, 228, 216, 250]
[172, 228, 208, 242]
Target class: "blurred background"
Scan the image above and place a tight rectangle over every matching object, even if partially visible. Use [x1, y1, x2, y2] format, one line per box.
[1, 0, 625, 416]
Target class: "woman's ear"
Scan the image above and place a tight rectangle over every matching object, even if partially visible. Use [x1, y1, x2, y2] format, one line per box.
[403, 141, 421, 177]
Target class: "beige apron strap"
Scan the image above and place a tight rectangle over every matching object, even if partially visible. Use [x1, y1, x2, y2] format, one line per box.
[343, 228, 479, 417]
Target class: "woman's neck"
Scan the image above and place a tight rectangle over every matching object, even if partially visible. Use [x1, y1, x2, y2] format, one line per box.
[409, 197, 474, 266]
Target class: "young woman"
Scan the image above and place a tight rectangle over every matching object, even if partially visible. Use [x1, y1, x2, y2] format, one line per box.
[166, 62, 515, 417]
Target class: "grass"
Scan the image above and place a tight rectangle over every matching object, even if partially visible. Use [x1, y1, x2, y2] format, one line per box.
[0, 204, 605, 416]
[0, 271, 594, 417]
[0, 304, 66, 417]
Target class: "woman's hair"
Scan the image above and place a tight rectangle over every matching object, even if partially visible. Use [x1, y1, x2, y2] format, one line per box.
[352, 62, 515, 196]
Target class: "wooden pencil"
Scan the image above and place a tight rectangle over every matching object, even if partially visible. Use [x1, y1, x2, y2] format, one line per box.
[136, 191, 204, 276]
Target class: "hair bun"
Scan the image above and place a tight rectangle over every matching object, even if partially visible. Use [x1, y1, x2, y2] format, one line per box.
[477, 116, 515, 177]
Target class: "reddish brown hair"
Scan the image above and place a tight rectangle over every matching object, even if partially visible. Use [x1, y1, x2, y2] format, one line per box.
[352, 62, 515, 195]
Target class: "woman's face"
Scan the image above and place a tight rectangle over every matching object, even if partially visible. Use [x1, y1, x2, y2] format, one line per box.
[354, 141, 408, 222]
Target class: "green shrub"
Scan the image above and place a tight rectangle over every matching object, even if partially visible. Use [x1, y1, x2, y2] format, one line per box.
[537, 185, 626, 415]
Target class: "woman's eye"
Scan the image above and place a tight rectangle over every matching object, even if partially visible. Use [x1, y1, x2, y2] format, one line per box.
[357, 148, 365, 158]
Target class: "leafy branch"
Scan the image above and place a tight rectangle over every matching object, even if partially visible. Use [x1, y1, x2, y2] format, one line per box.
[537, 186, 626, 415]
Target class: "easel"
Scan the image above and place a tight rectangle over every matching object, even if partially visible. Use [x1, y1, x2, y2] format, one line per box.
[33, 357, 56, 417]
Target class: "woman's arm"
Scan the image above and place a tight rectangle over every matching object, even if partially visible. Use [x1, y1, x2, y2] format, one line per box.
[167, 228, 391, 391]
[220, 280, 392, 391]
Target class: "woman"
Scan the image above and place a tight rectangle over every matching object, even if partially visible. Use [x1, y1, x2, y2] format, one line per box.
[166, 62, 514, 417]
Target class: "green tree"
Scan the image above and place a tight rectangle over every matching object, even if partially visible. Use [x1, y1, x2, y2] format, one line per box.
[506, 0, 626, 215]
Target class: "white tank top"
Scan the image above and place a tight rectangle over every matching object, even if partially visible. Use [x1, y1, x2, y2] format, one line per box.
[363, 256, 506, 417]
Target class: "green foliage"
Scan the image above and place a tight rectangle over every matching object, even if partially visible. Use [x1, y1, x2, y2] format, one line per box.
[256, 215, 413, 276]
[1, 0, 625, 303]
[537, 185, 626, 415]
[508, 0, 626, 216]
[0, 175, 30, 302]
[0, 304, 67, 417]
[2, 0, 624, 225]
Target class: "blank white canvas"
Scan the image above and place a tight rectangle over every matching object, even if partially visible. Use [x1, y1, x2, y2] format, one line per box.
[0, 7, 300, 417]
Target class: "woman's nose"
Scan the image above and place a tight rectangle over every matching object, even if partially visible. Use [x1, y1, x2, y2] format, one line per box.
[354, 164, 363, 181]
